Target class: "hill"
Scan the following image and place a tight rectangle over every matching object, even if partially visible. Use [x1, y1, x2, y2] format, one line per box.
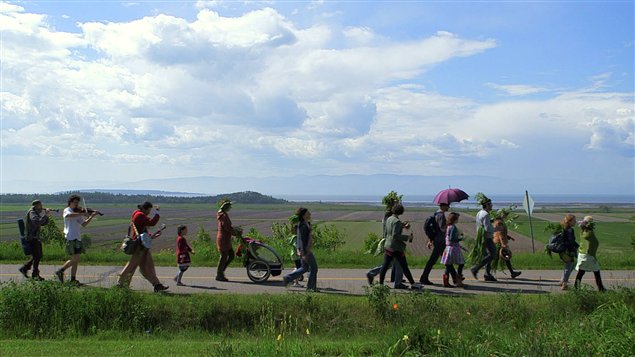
[0, 191, 287, 205]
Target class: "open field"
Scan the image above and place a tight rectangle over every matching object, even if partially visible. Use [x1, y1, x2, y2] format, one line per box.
[1, 202, 633, 269]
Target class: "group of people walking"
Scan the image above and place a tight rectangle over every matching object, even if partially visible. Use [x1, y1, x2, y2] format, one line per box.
[17, 193, 607, 293]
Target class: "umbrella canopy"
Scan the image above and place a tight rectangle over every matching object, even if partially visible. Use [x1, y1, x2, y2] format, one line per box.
[433, 188, 469, 205]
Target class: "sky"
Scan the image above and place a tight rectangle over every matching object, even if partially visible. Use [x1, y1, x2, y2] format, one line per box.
[1, 1, 634, 195]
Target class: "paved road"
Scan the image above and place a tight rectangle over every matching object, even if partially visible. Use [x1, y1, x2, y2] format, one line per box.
[1, 264, 633, 295]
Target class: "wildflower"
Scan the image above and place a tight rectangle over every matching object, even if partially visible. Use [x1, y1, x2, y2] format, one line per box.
[402, 335, 409, 343]
[393, 303, 399, 311]
[277, 334, 283, 341]
[306, 328, 310, 335]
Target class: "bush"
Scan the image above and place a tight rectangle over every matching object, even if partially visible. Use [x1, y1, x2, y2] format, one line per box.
[41, 218, 65, 247]
[312, 224, 346, 252]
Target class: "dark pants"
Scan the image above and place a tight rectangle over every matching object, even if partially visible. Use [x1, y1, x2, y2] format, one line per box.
[472, 239, 497, 276]
[379, 251, 415, 285]
[285, 252, 318, 291]
[575, 270, 606, 291]
[217, 249, 235, 278]
[420, 240, 445, 281]
[21, 240, 43, 276]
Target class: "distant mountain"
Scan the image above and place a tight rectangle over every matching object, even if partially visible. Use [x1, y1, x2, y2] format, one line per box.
[97, 174, 631, 196]
[0, 191, 287, 205]
[3, 174, 631, 196]
[74, 189, 207, 197]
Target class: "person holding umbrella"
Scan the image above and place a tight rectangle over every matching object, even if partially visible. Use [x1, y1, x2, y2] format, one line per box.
[420, 188, 469, 285]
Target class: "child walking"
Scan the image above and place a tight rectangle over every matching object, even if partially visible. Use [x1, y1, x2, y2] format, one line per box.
[174, 225, 194, 286]
[440, 212, 465, 288]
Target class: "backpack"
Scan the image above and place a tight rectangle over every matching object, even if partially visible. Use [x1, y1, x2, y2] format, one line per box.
[546, 232, 566, 253]
[423, 213, 442, 240]
[17, 212, 32, 255]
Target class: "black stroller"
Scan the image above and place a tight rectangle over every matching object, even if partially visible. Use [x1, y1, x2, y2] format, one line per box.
[236, 235, 284, 283]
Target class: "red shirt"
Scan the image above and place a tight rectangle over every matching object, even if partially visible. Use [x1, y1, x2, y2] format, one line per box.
[216, 211, 233, 252]
[176, 235, 192, 264]
[130, 210, 160, 239]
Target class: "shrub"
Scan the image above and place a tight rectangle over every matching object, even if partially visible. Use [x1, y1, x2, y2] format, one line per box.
[312, 224, 346, 252]
[41, 218, 65, 247]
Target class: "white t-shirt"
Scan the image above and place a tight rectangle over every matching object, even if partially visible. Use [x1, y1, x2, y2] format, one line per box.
[476, 209, 494, 239]
[63, 207, 84, 241]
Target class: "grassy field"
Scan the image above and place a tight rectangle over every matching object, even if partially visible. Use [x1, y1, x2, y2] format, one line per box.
[0, 281, 633, 356]
[2, 202, 633, 269]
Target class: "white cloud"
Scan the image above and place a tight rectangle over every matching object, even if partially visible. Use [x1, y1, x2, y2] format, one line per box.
[1, 3, 632, 187]
[486, 83, 549, 96]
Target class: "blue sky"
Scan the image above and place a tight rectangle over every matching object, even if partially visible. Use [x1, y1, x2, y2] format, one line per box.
[1, 1, 633, 195]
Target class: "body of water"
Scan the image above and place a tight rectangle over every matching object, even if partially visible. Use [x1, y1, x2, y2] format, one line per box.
[281, 194, 635, 207]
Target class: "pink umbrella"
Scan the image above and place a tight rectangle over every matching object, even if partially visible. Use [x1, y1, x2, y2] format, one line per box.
[433, 188, 469, 205]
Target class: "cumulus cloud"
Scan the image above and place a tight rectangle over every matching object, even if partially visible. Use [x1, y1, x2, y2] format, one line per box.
[1, 2, 632, 185]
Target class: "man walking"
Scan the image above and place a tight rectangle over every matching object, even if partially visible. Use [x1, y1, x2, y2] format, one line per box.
[419, 203, 449, 285]
[19, 200, 51, 280]
[470, 193, 498, 282]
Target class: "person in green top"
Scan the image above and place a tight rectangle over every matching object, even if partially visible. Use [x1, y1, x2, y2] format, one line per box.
[574, 216, 606, 291]
[378, 203, 418, 288]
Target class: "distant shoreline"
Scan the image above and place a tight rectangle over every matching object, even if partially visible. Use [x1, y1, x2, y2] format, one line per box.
[282, 194, 635, 208]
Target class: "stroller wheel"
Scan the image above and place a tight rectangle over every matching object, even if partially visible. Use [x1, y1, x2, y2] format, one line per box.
[247, 260, 271, 283]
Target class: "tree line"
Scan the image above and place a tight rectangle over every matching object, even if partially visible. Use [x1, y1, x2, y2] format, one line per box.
[0, 191, 288, 205]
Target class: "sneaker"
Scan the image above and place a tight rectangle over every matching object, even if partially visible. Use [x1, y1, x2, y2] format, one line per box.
[292, 281, 303, 287]
[69, 279, 84, 287]
[215, 276, 229, 282]
[31, 275, 45, 281]
[419, 279, 434, 286]
[394, 283, 409, 290]
[55, 269, 64, 283]
[176, 282, 185, 287]
[484, 275, 498, 282]
[561, 282, 568, 291]
[154, 283, 169, 292]
[511, 271, 522, 279]
[18, 267, 29, 278]
[282, 276, 291, 287]
[298, 275, 304, 282]
[470, 267, 479, 280]
[366, 273, 374, 285]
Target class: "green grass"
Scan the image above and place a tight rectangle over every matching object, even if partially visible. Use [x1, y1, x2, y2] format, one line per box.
[1, 282, 633, 355]
[324, 221, 382, 250]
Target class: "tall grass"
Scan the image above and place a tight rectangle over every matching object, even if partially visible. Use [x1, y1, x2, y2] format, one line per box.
[0, 282, 633, 355]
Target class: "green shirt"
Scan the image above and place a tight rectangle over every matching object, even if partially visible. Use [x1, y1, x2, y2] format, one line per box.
[578, 230, 599, 257]
[383, 215, 410, 253]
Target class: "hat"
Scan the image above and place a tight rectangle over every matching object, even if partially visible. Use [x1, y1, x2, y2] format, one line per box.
[217, 198, 232, 210]
[31, 200, 42, 206]
[578, 216, 595, 229]
[474, 192, 492, 206]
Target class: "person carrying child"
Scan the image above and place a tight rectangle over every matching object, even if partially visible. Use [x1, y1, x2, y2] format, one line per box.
[174, 225, 194, 286]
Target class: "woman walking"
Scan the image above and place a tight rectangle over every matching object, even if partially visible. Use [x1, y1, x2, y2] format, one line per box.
[216, 199, 239, 282]
[574, 216, 606, 291]
[440, 212, 465, 288]
[117, 201, 169, 292]
[378, 203, 417, 288]
[559, 214, 579, 290]
[283, 208, 319, 292]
